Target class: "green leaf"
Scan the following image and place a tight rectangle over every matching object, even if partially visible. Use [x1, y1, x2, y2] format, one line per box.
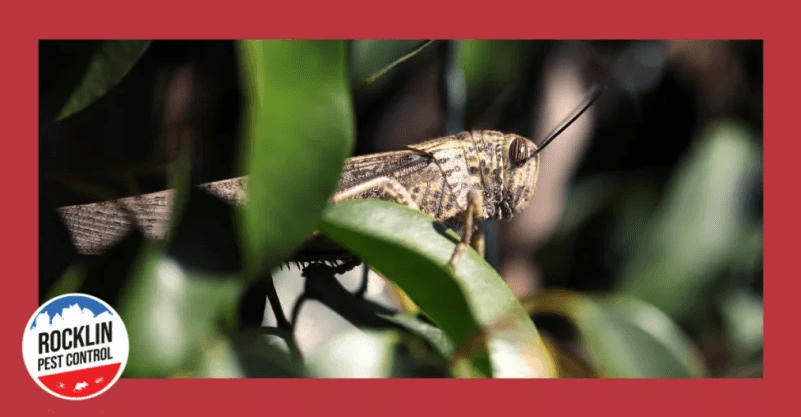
[319, 199, 556, 378]
[118, 248, 244, 377]
[592, 295, 710, 377]
[375, 311, 455, 360]
[54, 41, 151, 121]
[237, 40, 354, 274]
[525, 290, 709, 377]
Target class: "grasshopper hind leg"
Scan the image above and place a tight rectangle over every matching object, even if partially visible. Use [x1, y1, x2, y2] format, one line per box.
[332, 176, 420, 211]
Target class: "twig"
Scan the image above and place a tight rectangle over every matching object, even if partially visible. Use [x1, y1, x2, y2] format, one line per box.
[361, 40, 436, 87]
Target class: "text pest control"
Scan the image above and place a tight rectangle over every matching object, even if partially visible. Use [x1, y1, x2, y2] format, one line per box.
[22, 293, 129, 400]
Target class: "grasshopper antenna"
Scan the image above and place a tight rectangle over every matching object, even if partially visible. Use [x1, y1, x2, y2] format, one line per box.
[532, 84, 606, 156]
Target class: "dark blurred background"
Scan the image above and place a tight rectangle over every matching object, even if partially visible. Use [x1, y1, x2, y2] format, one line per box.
[40, 40, 762, 377]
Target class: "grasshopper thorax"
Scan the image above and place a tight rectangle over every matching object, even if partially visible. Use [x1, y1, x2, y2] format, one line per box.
[437, 131, 540, 224]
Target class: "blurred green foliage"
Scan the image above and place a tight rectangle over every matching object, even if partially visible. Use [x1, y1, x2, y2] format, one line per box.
[524, 290, 709, 377]
[238, 40, 354, 274]
[40, 41, 151, 124]
[39, 40, 762, 378]
[618, 120, 762, 323]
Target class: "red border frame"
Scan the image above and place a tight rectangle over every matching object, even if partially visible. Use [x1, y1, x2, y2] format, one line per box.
[2, 0, 786, 414]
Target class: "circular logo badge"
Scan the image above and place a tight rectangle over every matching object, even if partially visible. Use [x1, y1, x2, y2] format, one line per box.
[22, 293, 129, 400]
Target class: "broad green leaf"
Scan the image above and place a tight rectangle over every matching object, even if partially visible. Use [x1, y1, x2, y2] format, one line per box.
[238, 40, 354, 273]
[54, 41, 151, 121]
[592, 295, 710, 377]
[319, 199, 556, 378]
[524, 290, 708, 377]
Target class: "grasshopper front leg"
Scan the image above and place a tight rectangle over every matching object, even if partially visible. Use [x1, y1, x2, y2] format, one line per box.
[448, 189, 483, 268]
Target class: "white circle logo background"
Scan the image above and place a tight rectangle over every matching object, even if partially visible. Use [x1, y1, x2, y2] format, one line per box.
[22, 293, 129, 400]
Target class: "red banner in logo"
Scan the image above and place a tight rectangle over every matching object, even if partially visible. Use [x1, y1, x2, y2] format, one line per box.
[38, 363, 121, 399]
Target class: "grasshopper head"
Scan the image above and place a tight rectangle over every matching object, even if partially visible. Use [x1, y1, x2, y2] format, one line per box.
[500, 134, 540, 218]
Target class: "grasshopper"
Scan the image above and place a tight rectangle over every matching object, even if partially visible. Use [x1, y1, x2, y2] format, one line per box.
[326, 84, 603, 267]
[56, 85, 603, 269]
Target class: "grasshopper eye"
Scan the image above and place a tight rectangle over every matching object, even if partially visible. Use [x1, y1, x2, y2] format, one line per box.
[510, 137, 530, 165]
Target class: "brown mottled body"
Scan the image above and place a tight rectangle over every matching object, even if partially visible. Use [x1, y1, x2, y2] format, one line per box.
[337, 130, 540, 232]
[56, 131, 539, 258]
